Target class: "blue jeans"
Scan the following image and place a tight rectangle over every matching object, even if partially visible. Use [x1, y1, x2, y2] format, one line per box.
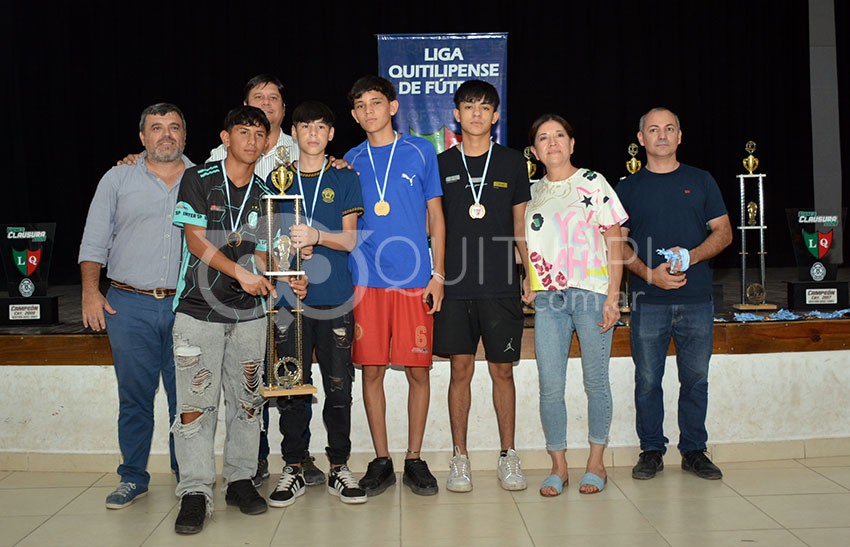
[104, 288, 178, 487]
[630, 301, 714, 455]
[172, 313, 266, 505]
[534, 289, 613, 450]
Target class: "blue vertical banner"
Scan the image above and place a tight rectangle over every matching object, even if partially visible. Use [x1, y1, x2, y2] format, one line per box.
[377, 33, 508, 153]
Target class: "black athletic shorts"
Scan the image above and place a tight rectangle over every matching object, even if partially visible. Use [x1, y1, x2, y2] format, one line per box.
[433, 297, 523, 362]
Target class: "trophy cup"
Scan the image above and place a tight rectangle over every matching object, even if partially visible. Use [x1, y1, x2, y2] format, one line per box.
[733, 141, 776, 310]
[743, 140, 759, 174]
[619, 144, 643, 314]
[626, 143, 642, 175]
[260, 194, 317, 398]
[523, 147, 537, 181]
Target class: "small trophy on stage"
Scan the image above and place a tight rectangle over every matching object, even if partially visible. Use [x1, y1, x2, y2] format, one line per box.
[743, 140, 759, 174]
[620, 144, 642, 313]
[261, 194, 317, 397]
[523, 146, 537, 181]
[734, 141, 776, 311]
[626, 143, 642, 175]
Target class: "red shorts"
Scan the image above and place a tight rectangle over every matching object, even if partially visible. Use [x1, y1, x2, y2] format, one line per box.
[352, 286, 433, 367]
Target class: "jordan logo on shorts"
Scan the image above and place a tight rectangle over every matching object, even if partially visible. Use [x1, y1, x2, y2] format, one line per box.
[503, 338, 515, 353]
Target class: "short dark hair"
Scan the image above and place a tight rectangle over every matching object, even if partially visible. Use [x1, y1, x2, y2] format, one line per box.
[292, 101, 335, 127]
[223, 105, 270, 133]
[453, 80, 500, 110]
[139, 103, 186, 132]
[243, 74, 285, 103]
[639, 106, 681, 132]
[528, 113, 574, 145]
[347, 75, 396, 105]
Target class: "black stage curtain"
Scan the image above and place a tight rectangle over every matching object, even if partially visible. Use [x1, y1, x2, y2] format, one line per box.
[1, 1, 827, 284]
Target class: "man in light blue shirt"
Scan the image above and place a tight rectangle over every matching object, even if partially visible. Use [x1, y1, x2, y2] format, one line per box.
[79, 103, 193, 509]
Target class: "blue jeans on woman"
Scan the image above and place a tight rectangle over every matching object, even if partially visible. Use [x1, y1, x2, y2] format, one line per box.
[630, 300, 713, 455]
[534, 288, 613, 450]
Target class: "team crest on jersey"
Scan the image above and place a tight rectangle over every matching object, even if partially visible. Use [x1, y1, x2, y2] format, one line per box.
[322, 188, 335, 203]
[247, 211, 259, 228]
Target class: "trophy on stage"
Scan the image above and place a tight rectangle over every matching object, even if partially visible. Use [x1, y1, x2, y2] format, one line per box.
[260, 194, 317, 398]
[626, 143, 642, 175]
[619, 143, 642, 313]
[523, 146, 538, 181]
[0, 223, 60, 325]
[734, 141, 776, 310]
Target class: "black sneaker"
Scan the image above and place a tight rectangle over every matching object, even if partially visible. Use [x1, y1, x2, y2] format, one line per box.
[359, 457, 396, 496]
[252, 458, 270, 488]
[682, 450, 723, 480]
[328, 465, 367, 504]
[225, 479, 268, 515]
[403, 458, 439, 496]
[632, 450, 664, 480]
[268, 465, 306, 508]
[302, 453, 327, 486]
[174, 493, 206, 535]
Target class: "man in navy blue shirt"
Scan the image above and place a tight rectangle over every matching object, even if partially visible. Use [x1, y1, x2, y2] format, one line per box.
[616, 107, 732, 482]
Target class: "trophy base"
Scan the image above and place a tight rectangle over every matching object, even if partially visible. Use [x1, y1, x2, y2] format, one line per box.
[733, 303, 778, 311]
[261, 384, 318, 398]
[0, 296, 59, 325]
[787, 281, 849, 311]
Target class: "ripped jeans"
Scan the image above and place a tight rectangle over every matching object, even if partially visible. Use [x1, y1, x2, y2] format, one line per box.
[276, 309, 354, 466]
[171, 313, 266, 503]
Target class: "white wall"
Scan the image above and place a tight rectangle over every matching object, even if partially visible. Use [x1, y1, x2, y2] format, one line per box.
[3, 350, 849, 464]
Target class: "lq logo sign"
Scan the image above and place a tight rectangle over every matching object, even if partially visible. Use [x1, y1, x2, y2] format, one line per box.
[6, 227, 46, 276]
[797, 211, 838, 260]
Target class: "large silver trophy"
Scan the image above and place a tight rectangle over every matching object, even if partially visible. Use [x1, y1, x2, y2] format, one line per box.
[733, 141, 776, 310]
[261, 194, 317, 397]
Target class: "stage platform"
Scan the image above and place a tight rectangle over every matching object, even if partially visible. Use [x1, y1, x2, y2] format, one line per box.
[1, 268, 849, 365]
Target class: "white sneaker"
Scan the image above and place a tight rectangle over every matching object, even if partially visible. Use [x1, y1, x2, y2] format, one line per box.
[327, 465, 367, 504]
[497, 449, 528, 491]
[447, 446, 472, 492]
[268, 465, 306, 508]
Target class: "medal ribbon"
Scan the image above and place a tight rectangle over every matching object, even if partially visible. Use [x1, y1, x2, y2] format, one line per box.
[221, 160, 254, 235]
[460, 140, 493, 206]
[296, 158, 327, 227]
[366, 131, 398, 209]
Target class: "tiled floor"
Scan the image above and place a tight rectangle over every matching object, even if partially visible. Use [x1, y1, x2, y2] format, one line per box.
[3, 457, 850, 546]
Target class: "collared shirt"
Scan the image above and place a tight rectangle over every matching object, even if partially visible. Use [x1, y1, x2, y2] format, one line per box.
[78, 153, 194, 290]
[207, 130, 297, 180]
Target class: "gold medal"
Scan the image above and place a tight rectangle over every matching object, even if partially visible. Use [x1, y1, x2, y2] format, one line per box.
[226, 231, 243, 248]
[374, 200, 391, 216]
[468, 203, 486, 219]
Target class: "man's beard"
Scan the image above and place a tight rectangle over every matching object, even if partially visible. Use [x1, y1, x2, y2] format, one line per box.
[149, 140, 183, 162]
